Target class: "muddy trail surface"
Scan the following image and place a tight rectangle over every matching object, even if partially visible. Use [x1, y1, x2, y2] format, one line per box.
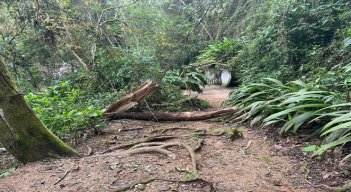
[0, 86, 316, 192]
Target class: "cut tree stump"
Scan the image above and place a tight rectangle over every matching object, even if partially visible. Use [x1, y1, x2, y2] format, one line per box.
[105, 108, 236, 121]
[103, 80, 159, 115]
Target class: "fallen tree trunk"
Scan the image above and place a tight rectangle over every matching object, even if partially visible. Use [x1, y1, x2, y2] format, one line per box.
[103, 81, 159, 115]
[102, 80, 235, 122]
[105, 108, 236, 121]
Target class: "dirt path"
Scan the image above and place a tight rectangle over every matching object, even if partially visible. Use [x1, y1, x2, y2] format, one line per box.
[185, 85, 232, 109]
[0, 86, 309, 192]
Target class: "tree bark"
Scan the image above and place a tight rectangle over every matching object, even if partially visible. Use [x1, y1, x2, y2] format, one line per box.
[103, 81, 160, 115]
[67, 46, 91, 72]
[105, 108, 236, 121]
[0, 60, 78, 163]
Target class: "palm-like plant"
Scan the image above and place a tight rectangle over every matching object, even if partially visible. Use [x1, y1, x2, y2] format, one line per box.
[226, 77, 351, 158]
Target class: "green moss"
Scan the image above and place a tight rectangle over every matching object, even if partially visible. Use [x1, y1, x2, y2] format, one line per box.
[0, 60, 19, 97]
[8, 95, 79, 162]
[0, 60, 78, 163]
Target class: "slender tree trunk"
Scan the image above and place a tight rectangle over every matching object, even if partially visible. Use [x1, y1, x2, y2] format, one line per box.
[0, 60, 78, 163]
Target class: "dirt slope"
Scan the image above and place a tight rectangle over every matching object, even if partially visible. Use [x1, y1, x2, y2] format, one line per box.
[0, 86, 312, 192]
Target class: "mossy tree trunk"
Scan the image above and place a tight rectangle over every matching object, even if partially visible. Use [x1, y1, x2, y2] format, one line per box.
[0, 60, 78, 163]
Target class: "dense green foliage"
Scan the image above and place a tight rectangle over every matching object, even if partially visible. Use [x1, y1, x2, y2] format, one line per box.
[224, 77, 351, 157]
[195, 0, 351, 159]
[197, 0, 351, 84]
[0, 0, 210, 93]
[163, 66, 208, 93]
[0, 0, 213, 136]
[1, 0, 351, 159]
[25, 82, 106, 140]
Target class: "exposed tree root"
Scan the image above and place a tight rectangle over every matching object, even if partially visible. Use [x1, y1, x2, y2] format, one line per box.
[316, 181, 351, 192]
[241, 140, 252, 154]
[126, 144, 177, 159]
[129, 142, 166, 149]
[105, 108, 236, 121]
[102, 126, 239, 155]
[112, 176, 217, 192]
[150, 127, 195, 134]
[101, 135, 176, 154]
[190, 127, 244, 140]
[118, 127, 144, 132]
[194, 139, 205, 152]
[84, 145, 93, 156]
[123, 142, 197, 172]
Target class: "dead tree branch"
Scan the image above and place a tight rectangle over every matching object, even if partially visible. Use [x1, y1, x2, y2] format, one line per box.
[53, 170, 70, 185]
[103, 81, 159, 115]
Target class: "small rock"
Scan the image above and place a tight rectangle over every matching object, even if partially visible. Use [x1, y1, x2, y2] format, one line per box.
[135, 184, 145, 191]
[0, 148, 7, 154]
[213, 141, 225, 149]
[157, 186, 171, 191]
[59, 184, 66, 189]
[272, 179, 283, 186]
[322, 173, 332, 180]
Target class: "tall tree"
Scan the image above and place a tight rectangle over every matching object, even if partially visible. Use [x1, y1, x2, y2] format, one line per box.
[0, 60, 78, 163]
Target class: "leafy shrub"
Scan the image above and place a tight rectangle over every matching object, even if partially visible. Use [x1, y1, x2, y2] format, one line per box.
[196, 38, 244, 64]
[197, 0, 351, 84]
[225, 77, 351, 158]
[135, 83, 187, 112]
[225, 78, 337, 132]
[0, 167, 16, 178]
[134, 84, 209, 112]
[25, 81, 105, 139]
[163, 66, 208, 93]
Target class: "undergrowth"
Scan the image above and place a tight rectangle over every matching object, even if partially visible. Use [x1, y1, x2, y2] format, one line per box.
[25, 81, 106, 140]
[25, 73, 209, 139]
[225, 74, 351, 159]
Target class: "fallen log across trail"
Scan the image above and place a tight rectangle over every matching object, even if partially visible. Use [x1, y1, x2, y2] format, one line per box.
[102, 80, 235, 121]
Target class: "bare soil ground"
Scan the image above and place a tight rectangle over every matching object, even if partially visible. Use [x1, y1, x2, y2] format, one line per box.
[184, 85, 232, 110]
[0, 85, 345, 192]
